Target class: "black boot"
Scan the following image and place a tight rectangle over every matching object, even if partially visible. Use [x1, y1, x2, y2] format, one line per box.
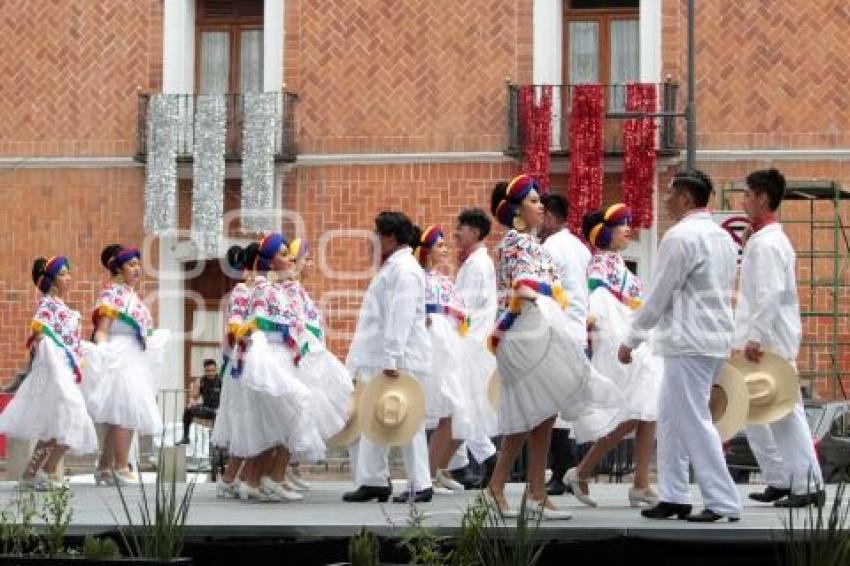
[640, 501, 692, 520]
[748, 486, 791, 503]
[342, 482, 392, 503]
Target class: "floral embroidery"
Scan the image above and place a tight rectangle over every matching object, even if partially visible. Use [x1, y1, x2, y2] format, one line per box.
[424, 271, 466, 312]
[33, 295, 82, 365]
[95, 282, 153, 337]
[495, 229, 560, 310]
[249, 277, 305, 337]
[227, 282, 251, 326]
[587, 250, 643, 307]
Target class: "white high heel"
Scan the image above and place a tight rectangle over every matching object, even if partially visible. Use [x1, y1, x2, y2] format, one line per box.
[565, 468, 598, 508]
[435, 469, 465, 492]
[238, 481, 282, 502]
[94, 469, 114, 487]
[628, 486, 659, 508]
[483, 489, 518, 519]
[528, 498, 573, 521]
[216, 478, 240, 499]
[286, 467, 311, 491]
[261, 476, 303, 501]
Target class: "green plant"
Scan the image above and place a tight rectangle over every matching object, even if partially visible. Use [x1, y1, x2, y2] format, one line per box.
[111, 451, 197, 560]
[82, 535, 122, 560]
[452, 493, 488, 566]
[348, 527, 380, 566]
[477, 489, 546, 566]
[395, 491, 452, 565]
[0, 489, 38, 556]
[39, 485, 73, 557]
[782, 483, 850, 566]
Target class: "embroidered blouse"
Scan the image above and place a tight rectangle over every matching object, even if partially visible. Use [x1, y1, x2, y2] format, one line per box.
[93, 281, 153, 347]
[587, 250, 643, 309]
[495, 229, 561, 311]
[30, 294, 83, 376]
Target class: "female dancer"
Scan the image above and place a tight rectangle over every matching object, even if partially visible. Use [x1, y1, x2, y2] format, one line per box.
[212, 242, 259, 498]
[0, 257, 98, 490]
[236, 233, 322, 501]
[486, 174, 622, 520]
[568, 205, 662, 508]
[414, 225, 474, 493]
[88, 244, 169, 485]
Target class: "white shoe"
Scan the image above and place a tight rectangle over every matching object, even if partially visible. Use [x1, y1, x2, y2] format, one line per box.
[216, 479, 240, 499]
[435, 469, 465, 492]
[628, 486, 659, 508]
[239, 481, 282, 502]
[261, 476, 303, 501]
[113, 468, 138, 487]
[529, 498, 573, 521]
[286, 468, 311, 491]
[565, 468, 597, 508]
[431, 482, 453, 496]
[483, 489, 518, 519]
[94, 469, 114, 487]
[20, 470, 54, 492]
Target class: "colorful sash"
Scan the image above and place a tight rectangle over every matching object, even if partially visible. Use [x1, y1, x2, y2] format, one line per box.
[238, 316, 302, 366]
[488, 278, 568, 352]
[92, 304, 149, 350]
[26, 321, 82, 383]
[588, 278, 642, 310]
[425, 303, 471, 337]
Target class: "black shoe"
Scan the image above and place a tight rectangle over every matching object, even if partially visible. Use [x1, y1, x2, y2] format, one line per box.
[392, 488, 434, 503]
[686, 509, 740, 523]
[451, 467, 482, 490]
[176, 437, 190, 446]
[480, 454, 498, 486]
[641, 501, 693, 520]
[749, 486, 791, 503]
[546, 477, 567, 496]
[342, 484, 392, 503]
[774, 490, 826, 508]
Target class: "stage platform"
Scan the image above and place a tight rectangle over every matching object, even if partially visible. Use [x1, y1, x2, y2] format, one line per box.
[0, 480, 831, 565]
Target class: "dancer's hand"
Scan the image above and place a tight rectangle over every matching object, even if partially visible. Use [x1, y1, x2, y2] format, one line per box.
[515, 285, 538, 301]
[618, 344, 633, 364]
[744, 341, 763, 363]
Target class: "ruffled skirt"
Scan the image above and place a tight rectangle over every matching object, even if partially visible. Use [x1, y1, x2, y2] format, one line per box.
[423, 315, 475, 440]
[571, 289, 662, 442]
[495, 295, 625, 435]
[235, 332, 325, 461]
[211, 351, 244, 450]
[296, 334, 354, 440]
[83, 331, 169, 436]
[0, 339, 98, 454]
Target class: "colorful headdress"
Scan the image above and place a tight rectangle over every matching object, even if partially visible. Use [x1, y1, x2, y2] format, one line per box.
[36, 256, 70, 294]
[107, 246, 140, 273]
[587, 203, 632, 249]
[495, 174, 539, 228]
[415, 225, 443, 263]
[288, 238, 309, 262]
[255, 233, 288, 272]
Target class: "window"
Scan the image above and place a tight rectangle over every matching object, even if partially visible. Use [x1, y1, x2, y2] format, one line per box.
[564, 3, 639, 110]
[830, 411, 849, 439]
[196, 0, 264, 94]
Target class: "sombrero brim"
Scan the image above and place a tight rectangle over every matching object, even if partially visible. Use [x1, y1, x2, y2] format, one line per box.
[711, 363, 749, 442]
[326, 381, 365, 448]
[358, 371, 426, 447]
[730, 350, 799, 425]
[487, 371, 501, 410]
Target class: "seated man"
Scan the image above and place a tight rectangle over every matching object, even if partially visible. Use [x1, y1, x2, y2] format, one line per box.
[177, 359, 222, 446]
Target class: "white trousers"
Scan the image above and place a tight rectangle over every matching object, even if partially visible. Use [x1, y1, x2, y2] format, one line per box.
[746, 399, 823, 494]
[658, 356, 742, 517]
[352, 428, 431, 492]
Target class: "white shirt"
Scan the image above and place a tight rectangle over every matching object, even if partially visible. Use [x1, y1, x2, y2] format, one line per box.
[454, 246, 498, 341]
[625, 210, 737, 358]
[543, 227, 592, 345]
[733, 223, 801, 361]
[346, 246, 431, 375]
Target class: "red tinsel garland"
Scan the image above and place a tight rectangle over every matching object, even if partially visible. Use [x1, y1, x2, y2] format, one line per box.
[518, 85, 553, 192]
[568, 85, 604, 234]
[623, 83, 657, 229]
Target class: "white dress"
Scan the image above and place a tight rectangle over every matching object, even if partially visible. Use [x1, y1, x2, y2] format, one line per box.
[292, 281, 353, 441]
[84, 283, 168, 436]
[0, 295, 98, 454]
[236, 277, 324, 461]
[422, 270, 474, 440]
[492, 230, 624, 435]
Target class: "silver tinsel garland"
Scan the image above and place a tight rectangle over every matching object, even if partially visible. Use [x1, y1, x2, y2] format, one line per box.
[241, 92, 277, 233]
[144, 94, 179, 233]
[192, 95, 227, 258]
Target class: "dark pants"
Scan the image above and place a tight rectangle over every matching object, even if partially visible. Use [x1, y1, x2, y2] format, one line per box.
[548, 427, 578, 482]
[182, 405, 217, 439]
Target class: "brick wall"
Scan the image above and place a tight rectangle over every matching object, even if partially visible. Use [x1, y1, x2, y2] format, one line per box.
[0, 1, 162, 157]
[662, 0, 850, 149]
[285, 0, 533, 154]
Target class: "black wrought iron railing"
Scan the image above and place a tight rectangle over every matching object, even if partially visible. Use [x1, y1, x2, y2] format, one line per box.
[135, 91, 298, 162]
[506, 81, 682, 156]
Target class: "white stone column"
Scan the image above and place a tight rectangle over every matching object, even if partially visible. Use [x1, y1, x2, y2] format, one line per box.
[162, 0, 195, 94]
[264, 0, 285, 93]
[532, 0, 563, 150]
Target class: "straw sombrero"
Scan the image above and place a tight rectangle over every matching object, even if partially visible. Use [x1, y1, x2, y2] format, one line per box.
[358, 371, 426, 446]
[487, 371, 501, 409]
[730, 350, 799, 425]
[710, 362, 749, 442]
[326, 381, 365, 448]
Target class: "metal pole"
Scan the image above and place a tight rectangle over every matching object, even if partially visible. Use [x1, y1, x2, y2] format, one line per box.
[686, 0, 696, 170]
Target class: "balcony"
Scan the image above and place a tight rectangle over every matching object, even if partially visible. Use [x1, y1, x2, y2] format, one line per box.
[135, 91, 298, 163]
[506, 82, 682, 158]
